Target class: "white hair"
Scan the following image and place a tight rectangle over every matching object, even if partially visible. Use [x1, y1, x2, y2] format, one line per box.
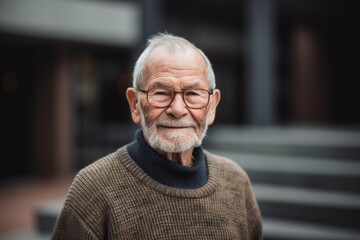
[132, 33, 216, 89]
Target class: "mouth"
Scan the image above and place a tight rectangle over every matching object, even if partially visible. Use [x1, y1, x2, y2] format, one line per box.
[158, 125, 192, 129]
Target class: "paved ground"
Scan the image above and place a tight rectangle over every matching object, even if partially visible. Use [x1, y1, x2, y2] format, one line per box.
[0, 231, 51, 240]
[0, 176, 73, 236]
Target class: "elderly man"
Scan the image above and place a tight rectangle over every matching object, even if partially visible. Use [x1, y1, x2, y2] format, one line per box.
[52, 33, 262, 239]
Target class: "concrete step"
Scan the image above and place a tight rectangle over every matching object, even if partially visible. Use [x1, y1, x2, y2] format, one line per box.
[210, 150, 360, 192]
[205, 126, 360, 232]
[263, 218, 360, 240]
[254, 184, 360, 229]
[204, 126, 360, 159]
[35, 200, 64, 235]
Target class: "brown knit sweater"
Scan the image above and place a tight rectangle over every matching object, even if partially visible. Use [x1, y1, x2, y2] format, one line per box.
[52, 146, 262, 239]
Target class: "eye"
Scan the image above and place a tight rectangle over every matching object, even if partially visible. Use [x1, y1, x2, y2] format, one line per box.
[185, 90, 201, 96]
[149, 88, 173, 101]
[150, 88, 172, 97]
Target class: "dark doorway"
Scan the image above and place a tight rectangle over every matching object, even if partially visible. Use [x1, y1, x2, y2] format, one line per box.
[0, 39, 49, 181]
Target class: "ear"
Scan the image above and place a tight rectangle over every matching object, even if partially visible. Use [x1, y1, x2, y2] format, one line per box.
[207, 89, 221, 125]
[126, 87, 141, 124]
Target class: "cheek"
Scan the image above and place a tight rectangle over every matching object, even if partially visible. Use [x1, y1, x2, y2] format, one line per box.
[141, 103, 166, 123]
[188, 108, 209, 125]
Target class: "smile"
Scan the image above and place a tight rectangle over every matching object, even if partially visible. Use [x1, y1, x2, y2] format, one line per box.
[158, 125, 192, 129]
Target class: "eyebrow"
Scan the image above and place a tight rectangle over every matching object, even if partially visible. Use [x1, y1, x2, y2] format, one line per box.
[182, 81, 204, 89]
[150, 81, 173, 88]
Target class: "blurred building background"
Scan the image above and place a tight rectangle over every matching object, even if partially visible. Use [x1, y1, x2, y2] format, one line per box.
[1, 0, 360, 239]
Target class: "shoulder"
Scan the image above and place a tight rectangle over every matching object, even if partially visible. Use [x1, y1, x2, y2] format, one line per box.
[54, 148, 130, 239]
[204, 150, 247, 174]
[204, 149, 251, 184]
[65, 146, 129, 207]
[85, 145, 128, 170]
[73, 146, 130, 189]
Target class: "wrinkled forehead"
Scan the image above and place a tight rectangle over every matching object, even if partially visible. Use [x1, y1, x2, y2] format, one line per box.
[143, 45, 207, 84]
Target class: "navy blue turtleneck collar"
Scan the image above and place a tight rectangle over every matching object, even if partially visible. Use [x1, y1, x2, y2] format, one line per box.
[126, 130, 208, 189]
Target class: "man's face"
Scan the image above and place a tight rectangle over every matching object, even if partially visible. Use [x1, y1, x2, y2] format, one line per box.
[135, 47, 220, 153]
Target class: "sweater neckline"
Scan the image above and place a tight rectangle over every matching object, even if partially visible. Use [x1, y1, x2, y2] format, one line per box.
[120, 130, 220, 198]
[127, 130, 208, 189]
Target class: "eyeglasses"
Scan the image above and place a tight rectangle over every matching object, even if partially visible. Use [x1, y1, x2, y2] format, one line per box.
[137, 87, 214, 109]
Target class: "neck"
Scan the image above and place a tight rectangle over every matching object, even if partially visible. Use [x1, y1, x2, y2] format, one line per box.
[156, 148, 194, 167]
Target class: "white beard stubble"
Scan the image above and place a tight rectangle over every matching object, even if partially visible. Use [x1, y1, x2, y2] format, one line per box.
[139, 106, 210, 153]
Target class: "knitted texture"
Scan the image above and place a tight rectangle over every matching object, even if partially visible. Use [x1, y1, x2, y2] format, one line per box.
[52, 146, 262, 239]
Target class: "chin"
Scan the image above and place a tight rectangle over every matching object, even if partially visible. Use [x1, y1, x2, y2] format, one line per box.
[161, 129, 195, 140]
[150, 134, 201, 153]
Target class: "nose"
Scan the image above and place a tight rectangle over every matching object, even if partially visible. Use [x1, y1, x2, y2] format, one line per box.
[165, 92, 188, 118]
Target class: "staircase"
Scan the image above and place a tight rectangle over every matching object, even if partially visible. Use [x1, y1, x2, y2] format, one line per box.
[204, 125, 360, 240]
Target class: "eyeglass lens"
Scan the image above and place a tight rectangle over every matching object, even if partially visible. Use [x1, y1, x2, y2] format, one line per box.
[147, 88, 211, 109]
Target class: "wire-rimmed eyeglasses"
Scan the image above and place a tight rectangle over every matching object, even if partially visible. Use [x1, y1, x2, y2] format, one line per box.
[137, 87, 214, 109]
